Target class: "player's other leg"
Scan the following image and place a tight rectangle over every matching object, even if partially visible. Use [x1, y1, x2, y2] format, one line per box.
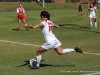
[54, 40, 83, 55]
[22, 18, 29, 31]
[17, 19, 20, 31]
[81, 10, 83, 16]
[79, 9, 81, 16]
[93, 18, 97, 29]
[89, 16, 93, 29]
[54, 46, 82, 55]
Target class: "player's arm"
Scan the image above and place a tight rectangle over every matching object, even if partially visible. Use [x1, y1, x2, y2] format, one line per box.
[29, 22, 43, 29]
[88, 9, 90, 17]
[17, 8, 19, 15]
[53, 24, 59, 28]
[23, 8, 26, 16]
[51, 22, 59, 28]
[95, 8, 99, 17]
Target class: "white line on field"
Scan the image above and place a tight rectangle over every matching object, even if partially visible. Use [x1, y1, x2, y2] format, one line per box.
[0, 40, 40, 47]
[0, 40, 100, 56]
[83, 52, 100, 56]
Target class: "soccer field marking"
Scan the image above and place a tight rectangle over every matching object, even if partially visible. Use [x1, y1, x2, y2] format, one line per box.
[82, 72, 100, 75]
[0, 40, 100, 56]
[83, 52, 100, 56]
[0, 40, 40, 47]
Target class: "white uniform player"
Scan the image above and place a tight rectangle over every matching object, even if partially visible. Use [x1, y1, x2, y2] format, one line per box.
[88, 3, 99, 29]
[29, 11, 83, 69]
[89, 6, 97, 18]
[41, 19, 61, 50]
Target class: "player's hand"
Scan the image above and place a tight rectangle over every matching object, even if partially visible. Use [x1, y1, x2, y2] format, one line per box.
[88, 16, 90, 18]
[97, 15, 99, 17]
[24, 13, 26, 16]
[28, 25, 33, 28]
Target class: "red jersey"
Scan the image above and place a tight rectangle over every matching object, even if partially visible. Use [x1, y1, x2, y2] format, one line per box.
[17, 7, 25, 20]
[79, 5, 82, 9]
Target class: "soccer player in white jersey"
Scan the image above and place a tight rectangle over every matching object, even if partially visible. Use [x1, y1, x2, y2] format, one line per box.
[29, 11, 83, 69]
[88, 3, 99, 29]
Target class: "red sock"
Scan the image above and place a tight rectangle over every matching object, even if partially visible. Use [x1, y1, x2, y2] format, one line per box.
[25, 26, 29, 30]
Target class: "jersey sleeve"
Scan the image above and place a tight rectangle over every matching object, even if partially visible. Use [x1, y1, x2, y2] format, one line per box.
[23, 8, 25, 13]
[51, 21, 54, 26]
[94, 7, 96, 9]
[41, 21, 45, 26]
[17, 8, 19, 13]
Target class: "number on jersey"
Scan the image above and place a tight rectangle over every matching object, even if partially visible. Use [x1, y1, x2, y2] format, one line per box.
[48, 22, 52, 31]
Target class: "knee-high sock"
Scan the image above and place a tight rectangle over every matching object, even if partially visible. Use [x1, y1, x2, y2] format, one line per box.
[90, 21, 93, 29]
[25, 24, 28, 30]
[62, 48, 75, 54]
[36, 55, 42, 67]
[94, 22, 97, 29]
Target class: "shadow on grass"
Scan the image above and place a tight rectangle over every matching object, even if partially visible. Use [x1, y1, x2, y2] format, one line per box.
[59, 24, 78, 27]
[12, 29, 18, 31]
[59, 24, 100, 33]
[12, 29, 28, 31]
[40, 64, 75, 67]
[79, 27, 90, 29]
[16, 60, 75, 68]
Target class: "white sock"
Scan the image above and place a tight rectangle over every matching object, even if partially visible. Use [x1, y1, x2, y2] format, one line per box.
[36, 55, 42, 67]
[62, 48, 75, 54]
[90, 21, 93, 29]
[94, 22, 97, 29]
[25, 24, 27, 26]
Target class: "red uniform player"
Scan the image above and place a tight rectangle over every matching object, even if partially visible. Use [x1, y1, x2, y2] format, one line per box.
[79, 5, 83, 16]
[17, 3, 28, 31]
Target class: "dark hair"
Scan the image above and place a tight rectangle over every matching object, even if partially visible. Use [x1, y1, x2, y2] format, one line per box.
[93, 3, 95, 6]
[40, 11, 50, 20]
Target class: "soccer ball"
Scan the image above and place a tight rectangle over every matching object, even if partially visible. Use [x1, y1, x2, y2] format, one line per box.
[30, 59, 37, 68]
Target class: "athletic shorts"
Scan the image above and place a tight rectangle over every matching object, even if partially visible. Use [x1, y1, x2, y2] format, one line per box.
[41, 39, 61, 50]
[90, 13, 96, 18]
[18, 15, 25, 20]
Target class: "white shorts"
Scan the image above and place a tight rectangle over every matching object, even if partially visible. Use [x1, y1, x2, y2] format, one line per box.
[41, 39, 61, 50]
[90, 13, 96, 18]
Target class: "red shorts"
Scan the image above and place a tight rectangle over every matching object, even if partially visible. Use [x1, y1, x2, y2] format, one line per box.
[18, 15, 25, 20]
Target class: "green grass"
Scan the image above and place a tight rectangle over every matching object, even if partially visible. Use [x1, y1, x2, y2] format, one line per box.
[0, 2, 100, 75]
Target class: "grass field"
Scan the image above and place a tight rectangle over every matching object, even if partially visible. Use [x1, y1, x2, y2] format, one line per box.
[0, 2, 100, 75]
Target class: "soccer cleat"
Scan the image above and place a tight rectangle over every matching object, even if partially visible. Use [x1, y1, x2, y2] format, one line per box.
[17, 27, 20, 31]
[74, 47, 83, 53]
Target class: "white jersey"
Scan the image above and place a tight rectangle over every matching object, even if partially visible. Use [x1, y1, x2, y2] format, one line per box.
[89, 6, 97, 18]
[89, 6, 96, 14]
[40, 19, 57, 44]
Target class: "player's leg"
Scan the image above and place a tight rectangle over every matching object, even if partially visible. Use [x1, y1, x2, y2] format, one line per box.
[93, 18, 97, 29]
[79, 9, 81, 16]
[54, 46, 75, 55]
[17, 19, 20, 31]
[89, 15, 93, 29]
[81, 10, 83, 16]
[22, 19, 29, 31]
[54, 46, 82, 55]
[36, 47, 47, 68]
[35, 41, 58, 68]
[54, 40, 83, 55]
